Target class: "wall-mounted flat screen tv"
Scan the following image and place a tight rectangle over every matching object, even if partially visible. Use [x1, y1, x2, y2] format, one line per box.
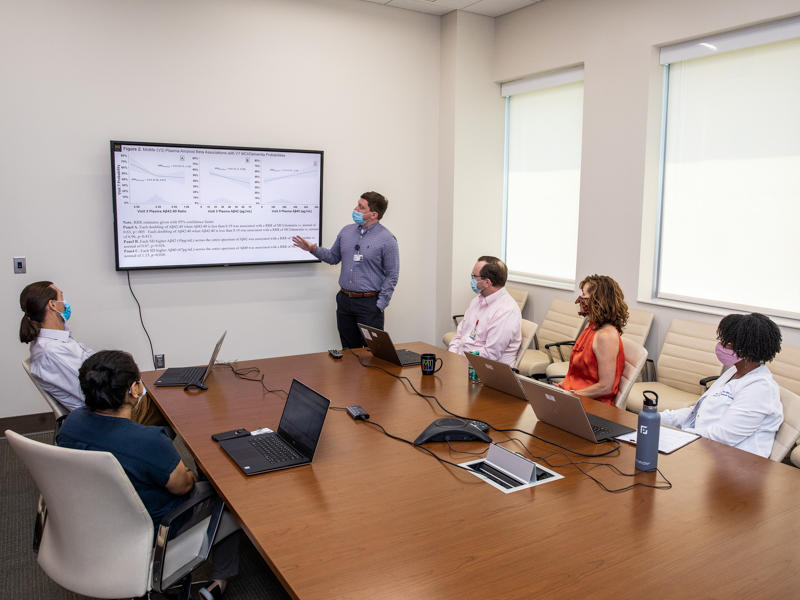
[111, 141, 323, 270]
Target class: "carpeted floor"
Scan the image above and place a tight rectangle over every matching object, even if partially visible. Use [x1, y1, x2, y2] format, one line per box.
[0, 432, 292, 600]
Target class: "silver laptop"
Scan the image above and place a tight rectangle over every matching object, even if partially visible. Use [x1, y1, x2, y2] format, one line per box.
[154, 331, 227, 388]
[518, 377, 634, 443]
[358, 324, 421, 367]
[465, 353, 527, 400]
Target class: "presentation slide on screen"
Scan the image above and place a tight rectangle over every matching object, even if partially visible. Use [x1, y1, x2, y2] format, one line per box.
[112, 142, 323, 269]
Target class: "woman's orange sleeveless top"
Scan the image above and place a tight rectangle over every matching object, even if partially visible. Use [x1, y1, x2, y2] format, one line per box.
[562, 325, 625, 406]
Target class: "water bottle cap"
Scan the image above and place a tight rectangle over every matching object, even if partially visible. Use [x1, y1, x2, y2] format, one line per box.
[643, 390, 659, 407]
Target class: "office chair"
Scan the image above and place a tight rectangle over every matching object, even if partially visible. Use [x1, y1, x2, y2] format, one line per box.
[5, 430, 235, 600]
[443, 287, 529, 347]
[626, 319, 722, 414]
[516, 298, 587, 378]
[544, 307, 655, 381]
[770, 387, 800, 462]
[22, 357, 70, 439]
[514, 319, 539, 371]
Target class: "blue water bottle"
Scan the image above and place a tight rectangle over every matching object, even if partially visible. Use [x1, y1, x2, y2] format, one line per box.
[635, 391, 660, 472]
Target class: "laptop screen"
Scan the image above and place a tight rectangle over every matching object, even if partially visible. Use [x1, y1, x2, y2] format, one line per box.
[277, 380, 330, 459]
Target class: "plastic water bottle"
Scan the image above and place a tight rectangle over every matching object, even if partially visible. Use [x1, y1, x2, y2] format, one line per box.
[635, 391, 660, 472]
[468, 351, 480, 383]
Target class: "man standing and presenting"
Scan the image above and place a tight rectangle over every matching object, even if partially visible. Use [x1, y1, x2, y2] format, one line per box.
[292, 192, 399, 349]
[448, 256, 522, 367]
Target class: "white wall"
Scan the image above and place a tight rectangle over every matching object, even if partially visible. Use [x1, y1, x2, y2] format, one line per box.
[437, 11, 506, 339]
[0, 0, 441, 419]
[493, 0, 800, 360]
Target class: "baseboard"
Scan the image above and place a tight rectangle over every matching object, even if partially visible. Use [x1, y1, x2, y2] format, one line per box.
[0, 412, 55, 438]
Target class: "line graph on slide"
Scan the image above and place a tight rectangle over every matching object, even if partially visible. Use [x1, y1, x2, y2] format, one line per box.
[127, 157, 191, 206]
[130, 159, 186, 184]
[262, 165, 318, 184]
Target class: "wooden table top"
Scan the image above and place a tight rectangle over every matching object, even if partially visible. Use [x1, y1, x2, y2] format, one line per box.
[142, 342, 800, 600]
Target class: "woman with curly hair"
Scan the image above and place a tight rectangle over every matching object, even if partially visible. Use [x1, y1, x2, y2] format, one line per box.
[559, 275, 629, 405]
[661, 313, 783, 458]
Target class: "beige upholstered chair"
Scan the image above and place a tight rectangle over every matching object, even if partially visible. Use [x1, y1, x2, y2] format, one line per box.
[626, 319, 722, 414]
[514, 319, 539, 370]
[614, 338, 649, 410]
[770, 388, 800, 462]
[545, 307, 655, 380]
[767, 345, 800, 464]
[22, 357, 70, 438]
[442, 286, 529, 347]
[6, 430, 236, 600]
[516, 298, 587, 378]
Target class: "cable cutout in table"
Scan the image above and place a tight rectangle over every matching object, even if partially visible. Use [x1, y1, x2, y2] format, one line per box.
[498, 437, 672, 492]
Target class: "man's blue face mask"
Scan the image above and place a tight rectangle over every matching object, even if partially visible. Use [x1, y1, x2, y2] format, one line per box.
[352, 210, 366, 226]
[471, 278, 481, 294]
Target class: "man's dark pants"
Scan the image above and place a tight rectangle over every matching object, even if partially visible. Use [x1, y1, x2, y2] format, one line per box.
[336, 291, 384, 349]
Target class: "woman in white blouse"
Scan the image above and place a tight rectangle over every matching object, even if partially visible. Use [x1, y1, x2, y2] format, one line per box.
[661, 313, 783, 458]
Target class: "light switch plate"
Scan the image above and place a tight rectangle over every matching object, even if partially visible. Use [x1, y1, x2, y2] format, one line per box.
[13, 257, 26, 274]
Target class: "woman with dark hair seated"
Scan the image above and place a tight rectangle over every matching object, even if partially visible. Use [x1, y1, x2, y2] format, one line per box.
[661, 313, 783, 458]
[57, 350, 237, 599]
[558, 274, 629, 405]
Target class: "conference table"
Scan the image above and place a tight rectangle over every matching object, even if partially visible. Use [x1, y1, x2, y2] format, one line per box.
[142, 342, 800, 599]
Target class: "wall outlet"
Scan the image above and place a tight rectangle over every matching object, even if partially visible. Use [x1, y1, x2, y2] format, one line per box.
[13, 256, 26, 274]
[155, 354, 165, 369]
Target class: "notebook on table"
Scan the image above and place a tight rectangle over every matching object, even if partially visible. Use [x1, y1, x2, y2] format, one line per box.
[154, 331, 227, 388]
[218, 379, 330, 476]
[358, 324, 421, 366]
[518, 377, 635, 443]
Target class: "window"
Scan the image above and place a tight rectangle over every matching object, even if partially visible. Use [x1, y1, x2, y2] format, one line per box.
[502, 67, 584, 290]
[656, 18, 800, 320]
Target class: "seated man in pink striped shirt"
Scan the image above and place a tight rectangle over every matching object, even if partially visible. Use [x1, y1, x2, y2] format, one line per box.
[448, 256, 522, 367]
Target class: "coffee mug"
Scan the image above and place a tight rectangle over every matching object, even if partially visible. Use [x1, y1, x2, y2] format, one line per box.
[421, 353, 443, 375]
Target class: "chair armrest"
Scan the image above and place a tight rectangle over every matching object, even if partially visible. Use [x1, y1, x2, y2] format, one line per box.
[546, 376, 565, 385]
[152, 487, 224, 593]
[544, 340, 576, 362]
[700, 375, 719, 388]
[511, 368, 520, 374]
[452, 314, 464, 328]
[644, 359, 656, 383]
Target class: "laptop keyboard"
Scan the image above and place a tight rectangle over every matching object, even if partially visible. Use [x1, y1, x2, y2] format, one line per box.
[181, 367, 206, 381]
[591, 424, 613, 438]
[250, 435, 302, 464]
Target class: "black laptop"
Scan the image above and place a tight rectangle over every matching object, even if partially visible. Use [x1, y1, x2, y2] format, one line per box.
[154, 331, 226, 387]
[218, 379, 330, 476]
[358, 324, 421, 366]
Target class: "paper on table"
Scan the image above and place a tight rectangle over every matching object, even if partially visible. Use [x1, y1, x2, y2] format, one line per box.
[616, 426, 700, 454]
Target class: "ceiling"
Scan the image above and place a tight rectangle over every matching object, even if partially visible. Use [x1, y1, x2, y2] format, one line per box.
[360, 0, 544, 18]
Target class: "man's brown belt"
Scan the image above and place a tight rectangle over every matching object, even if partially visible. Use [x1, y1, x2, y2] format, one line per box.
[340, 289, 379, 298]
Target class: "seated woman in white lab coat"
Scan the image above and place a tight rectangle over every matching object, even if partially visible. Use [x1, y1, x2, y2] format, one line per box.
[661, 313, 783, 458]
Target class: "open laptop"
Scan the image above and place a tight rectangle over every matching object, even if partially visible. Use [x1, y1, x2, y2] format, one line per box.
[465, 353, 527, 400]
[358, 324, 421, 366]
[218, 379, 330, 476]
[154, 331, 226, 388]
[518, 377, 634, 443]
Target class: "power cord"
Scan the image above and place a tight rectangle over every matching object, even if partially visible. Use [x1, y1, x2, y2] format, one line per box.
[498, 437, 672, 492]
[126, 270, 156, 369]
[344, 348, 618, 458]
[343, 348, 670, 492]
[216, 362, 288, 397]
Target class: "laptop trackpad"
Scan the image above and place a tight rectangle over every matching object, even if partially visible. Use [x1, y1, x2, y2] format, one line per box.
[228, 446, 261, 461]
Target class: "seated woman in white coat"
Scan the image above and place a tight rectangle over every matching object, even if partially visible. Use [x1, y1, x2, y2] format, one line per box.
[661, 313, 783, 458]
